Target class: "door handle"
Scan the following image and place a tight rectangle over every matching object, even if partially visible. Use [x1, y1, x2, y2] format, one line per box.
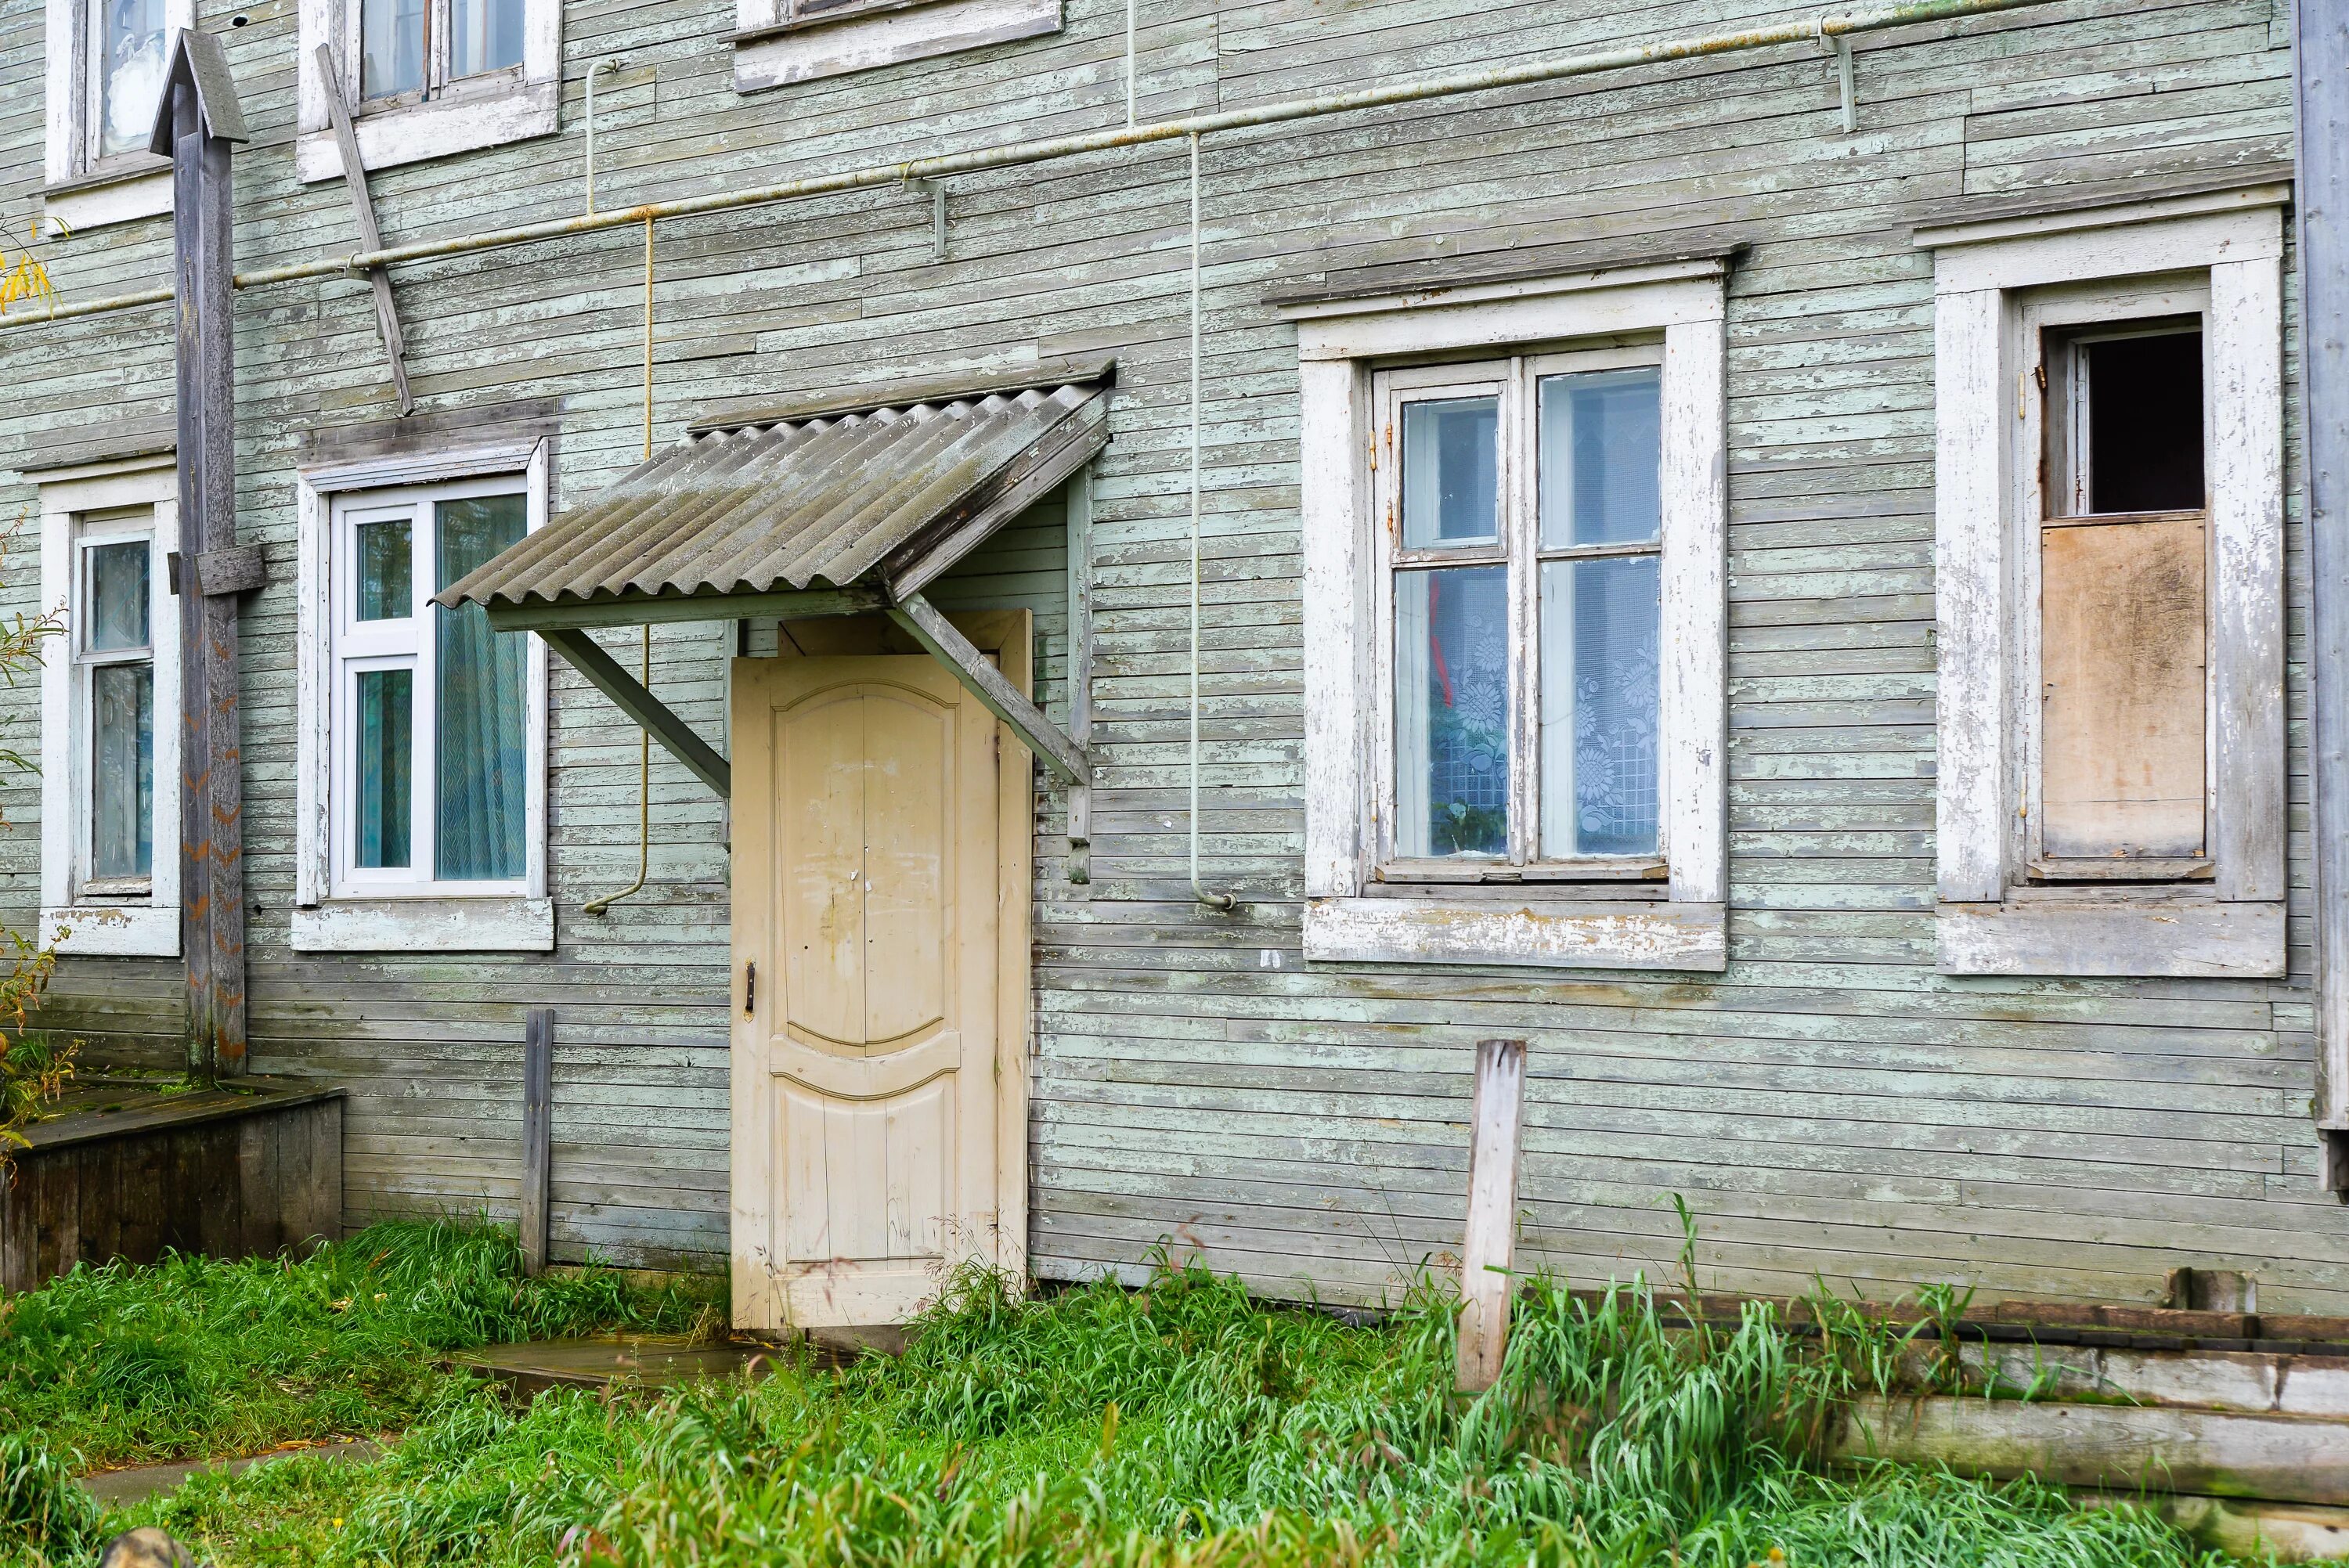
[744, 961, 756, 1018]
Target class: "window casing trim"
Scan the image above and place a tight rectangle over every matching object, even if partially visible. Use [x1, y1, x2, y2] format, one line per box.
[1285, 261, 1728, 971]
[294, 440, 550, 952]
[1923, 193, 2285, 977]
[40, 0, 194, 233]
[293, 0, 560, 183]
[36, 456, 181, 957]
[731, 0, 1059, 92]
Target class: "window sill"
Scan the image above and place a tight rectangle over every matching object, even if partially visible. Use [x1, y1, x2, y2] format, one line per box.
[1304, 896, 1724, 971]
[296, 79, 558, 184]
[41, 904, 179, 958]
[1935, 898, 2282, 977]
[292, 896, 554, 953]
[732, 0, 1059, 92]
[40, 163, 171, 236]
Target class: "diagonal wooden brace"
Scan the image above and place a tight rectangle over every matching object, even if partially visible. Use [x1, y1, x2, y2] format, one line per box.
[539, 626, 732, 798]
[886, 591, 1090, 786]
[315, 44, 413, 416]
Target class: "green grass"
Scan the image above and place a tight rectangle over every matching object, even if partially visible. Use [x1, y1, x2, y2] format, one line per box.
[5, 1240, 2248, 1568]
[0, 1220, 720, 1474]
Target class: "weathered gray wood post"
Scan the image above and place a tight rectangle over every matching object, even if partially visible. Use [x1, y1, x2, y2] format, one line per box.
[150, 32, 251, 1081]
[2298, 0, 2349, 1194]
[1455, 1037, 1527, 1393]
[521, 1011, 554, 1273]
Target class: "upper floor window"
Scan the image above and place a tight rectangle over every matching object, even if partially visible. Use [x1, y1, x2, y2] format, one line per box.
[1374, 354, 1665, 879]
[294, 0, 557, 182]
[39, 0, 192, 232]
[34, 455, 182, 957]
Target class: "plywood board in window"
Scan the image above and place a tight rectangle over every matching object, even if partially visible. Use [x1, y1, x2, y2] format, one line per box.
[2040, 515, 2206, 861]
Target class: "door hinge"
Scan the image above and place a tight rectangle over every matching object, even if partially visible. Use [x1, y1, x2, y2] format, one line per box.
[743, 961, 756, 1017]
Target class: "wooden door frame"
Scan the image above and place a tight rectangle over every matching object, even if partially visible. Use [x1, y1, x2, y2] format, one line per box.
[729, 607, 1034, 1328]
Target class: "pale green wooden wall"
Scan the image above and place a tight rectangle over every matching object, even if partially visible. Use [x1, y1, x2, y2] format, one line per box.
[0, 0, 2339, 1307]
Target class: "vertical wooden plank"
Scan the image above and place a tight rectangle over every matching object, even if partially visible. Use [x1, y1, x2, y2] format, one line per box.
[1299, 356, 1367, 899]
[2295, 0, 2349, 1152]
[172, 62, 247, 1079]
[1661, 314, 1727, 905]
[1933, 286, 2012, 903]
[1454, 1037, 1526, 1394]
[521, 1009, 553, 1274]
[1064, 467, 1093, 885]
[2206, 255, 2286, 903]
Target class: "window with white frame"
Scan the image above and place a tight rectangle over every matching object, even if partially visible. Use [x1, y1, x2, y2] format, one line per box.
[1373, 352, 1666, 879]
[1281, 255, 1730, 972]
[1921, 182, 2286, 978]
[34, 456, 180, 956]
[295, 445, 550, 952]
[39, 0, 192, 233]
[294, 0, 556, 183]
[730, 0, 1059, 95]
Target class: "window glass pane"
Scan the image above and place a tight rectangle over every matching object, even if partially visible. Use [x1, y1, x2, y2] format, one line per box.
[92, 0, 167, 160]
[435, 496, 529, 881]
[86, 540, 150, 651]
[1539, 367, 1662, 549]
[361, 0, 427, 99]
[449, 0, 524, 78]
[1394, 564, 1508, 858]
[356, 519, 413, 622]
[1540, 555, 1660, 857]
[1399, 396, 1499, 547]
[91, 662, 153, 879]
[355, 668, 413, 869]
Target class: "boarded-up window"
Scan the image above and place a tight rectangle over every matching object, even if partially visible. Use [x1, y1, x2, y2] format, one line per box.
[2037, 322, 2209, 876]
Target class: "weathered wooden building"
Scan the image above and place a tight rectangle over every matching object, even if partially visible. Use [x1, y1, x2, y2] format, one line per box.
[2, 0, 2347, 1323]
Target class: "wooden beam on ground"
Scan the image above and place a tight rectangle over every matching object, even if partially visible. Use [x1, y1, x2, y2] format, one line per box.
[886, 591, 1090, 786]
[538, 626, 732, 798]
[1455, 1037, 1527, 1393]
[315, 45, 412, 416]
[520, 1010, 552, 1275]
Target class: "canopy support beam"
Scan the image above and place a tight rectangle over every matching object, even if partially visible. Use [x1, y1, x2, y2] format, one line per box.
[539, 626, 733, 798]
[886, 593, 1091, 786]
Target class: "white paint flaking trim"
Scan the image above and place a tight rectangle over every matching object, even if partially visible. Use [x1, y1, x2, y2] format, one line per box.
[734, 0, 1059, 92]
[1305, 899, 1727, 971]
[1936, 900, 2284, 978]
[292, 896, 556, 953]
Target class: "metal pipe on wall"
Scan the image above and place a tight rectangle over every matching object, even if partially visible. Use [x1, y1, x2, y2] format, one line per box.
[0, 0, 2062, 330]
[1189, 132, 1236, 914]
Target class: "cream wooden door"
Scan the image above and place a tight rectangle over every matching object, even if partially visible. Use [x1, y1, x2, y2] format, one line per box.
[730, 648, 1022, 1330]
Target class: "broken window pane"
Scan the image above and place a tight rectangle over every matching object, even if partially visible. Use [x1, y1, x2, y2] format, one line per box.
[1539, 555, 1660, 858]
[92, 0, 167, 161]
[355, 666, 414, 869]
[1394, 564, 1508, 858]
[434, 495, 528, 881]
[361, 0, 428, 100]
[449, 0, 524, 78]
[1400, 397, 1499, 547]
[91, 661, 153, 879]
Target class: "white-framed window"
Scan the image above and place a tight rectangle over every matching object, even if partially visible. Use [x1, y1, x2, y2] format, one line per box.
[1279, 256, 1730, 972]
[39, 0, 192, 233]
[731, 0, 1059, 94]
[294, 442, 552, 952]
[34, 454, 181, 957]
[294, 0, 557, 183]
[1920, 181, 2286, 978]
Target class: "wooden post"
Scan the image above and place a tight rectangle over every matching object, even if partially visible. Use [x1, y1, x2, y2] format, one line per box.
[1455, 1037, 1527, 1393]
[2297, 0, 2349, 1192]
[155, 34, 251, 1082]
[521, 1009, 553, 1274]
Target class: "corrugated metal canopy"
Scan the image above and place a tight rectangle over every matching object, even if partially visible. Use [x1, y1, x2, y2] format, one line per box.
[438, 369, 1111, 618]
